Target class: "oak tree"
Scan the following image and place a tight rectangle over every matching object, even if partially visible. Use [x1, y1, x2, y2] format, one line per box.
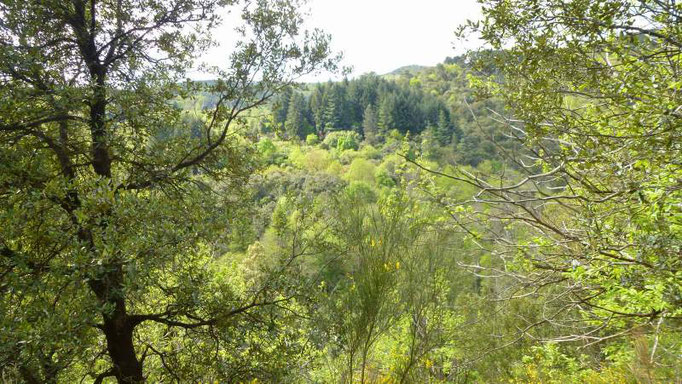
[0, 0, 336, 382]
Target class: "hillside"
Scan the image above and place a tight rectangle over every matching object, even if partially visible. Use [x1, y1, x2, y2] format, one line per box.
[262, 57, 512, 167]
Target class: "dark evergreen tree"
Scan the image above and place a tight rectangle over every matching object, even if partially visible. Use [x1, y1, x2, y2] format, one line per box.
[436, 109, 452, 145]
[274, 68, 453, 137]
[362, 104, 379, 145]
[323, 88, 341, 132]
[309, 87, 326, 133]
[285, 93, 308, 140]
[272, 87, 293, 131]
[378, 96, 396, 132]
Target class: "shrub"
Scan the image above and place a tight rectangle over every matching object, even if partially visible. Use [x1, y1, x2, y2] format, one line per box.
[345, 158, 376, 184]
[306, 133, 320, 145]
[323, 131, 360, 151]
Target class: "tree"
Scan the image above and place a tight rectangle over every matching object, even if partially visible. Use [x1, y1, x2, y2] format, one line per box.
[272, 86, 293, 131]
[432, 0, 682, 364]
[435, 109, 451, 145]
[378, 96, 396, 132]
[362, 104, 379, 145]
[0, 0, 336, 382]
[315, 191, 467, 383]
[285, 93, 308, 140]
[323, 84, 342, 132]
[323, 193, 408, 383]
[309, 86, 326, 133]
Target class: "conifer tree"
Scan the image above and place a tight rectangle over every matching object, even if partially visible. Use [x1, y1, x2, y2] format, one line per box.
[309, 87, 326, 133]
[436, 109, 452, 145]
[363, 104, 379, 145]
[285, 93, 307, 140]
[272, 87, 293, 131]
[323, 93, 340, 132]
[378, 96, 396, 132]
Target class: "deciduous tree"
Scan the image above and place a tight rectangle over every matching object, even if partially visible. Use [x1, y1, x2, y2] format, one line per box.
[432, 0, 682, 359]
[0, 0, 336, 382]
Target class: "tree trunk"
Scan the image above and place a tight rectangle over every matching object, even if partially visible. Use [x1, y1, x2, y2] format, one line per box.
[89, 273, 144, 384]
[89, 69, 112, 178]
[67, 3, 141, 382]
[102, 317, 143, 384]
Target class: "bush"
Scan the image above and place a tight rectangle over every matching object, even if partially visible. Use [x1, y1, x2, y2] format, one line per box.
[359, 144, 380, 159]
[345, 181, 377, 203]
[258, 138, 284, 165]
[303, 149, 331, 172]
[306, 133, 320, 145]
[345, 158, 376, 184]
[323, 131, 360, 151]
[374, 165, 396, 188]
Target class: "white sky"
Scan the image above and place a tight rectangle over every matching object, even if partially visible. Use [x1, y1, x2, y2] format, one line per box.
[194, 0, 482, 82]
[304, 0, 482, 81]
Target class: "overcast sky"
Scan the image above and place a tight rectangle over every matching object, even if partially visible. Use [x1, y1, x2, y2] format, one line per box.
[194, 0, 482, 82]
[305, 0, 482, 80]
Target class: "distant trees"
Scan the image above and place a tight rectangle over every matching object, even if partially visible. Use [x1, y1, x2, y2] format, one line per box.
[271, 74, 455, 139]
[267, 61, 515, 168]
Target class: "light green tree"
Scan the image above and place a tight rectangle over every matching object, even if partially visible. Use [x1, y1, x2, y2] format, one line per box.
[437, 0, 682, 376]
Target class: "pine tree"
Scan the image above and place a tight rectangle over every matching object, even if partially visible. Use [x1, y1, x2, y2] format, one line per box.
[323, 92, 340, 132]
[285, 93, 306, 140]
[363, 104, 379, 145]
[378, 96, 395, 132]
[421, 122, 439, 159]
[309, 87, 326, 133]
[272, 87, 293, 130]
[436, 109, 451, 145]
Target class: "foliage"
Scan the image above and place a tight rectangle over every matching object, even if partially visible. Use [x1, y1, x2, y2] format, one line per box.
[271, 74, 454, 137]
[0, 0, 336, 382]
[345, 158, 377, 185]
[323, 131, 361, 151]
[306, 133, 321, 145]
[424, 0, 682, 381]
[4, 0, 682, 383]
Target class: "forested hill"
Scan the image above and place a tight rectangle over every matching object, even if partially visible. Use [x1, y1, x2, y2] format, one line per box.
[264, 57, 510, 167]
[272, 72, 454, 139]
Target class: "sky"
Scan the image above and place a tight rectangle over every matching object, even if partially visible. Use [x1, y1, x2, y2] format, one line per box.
[304, 0, 482, 80]
[195, 0, 482, 82]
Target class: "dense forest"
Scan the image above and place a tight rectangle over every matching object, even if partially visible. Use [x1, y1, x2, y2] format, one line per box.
[1, 0, 681, 383]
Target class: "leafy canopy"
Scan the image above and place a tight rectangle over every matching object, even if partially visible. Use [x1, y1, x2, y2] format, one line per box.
[0, 0, 337, 382]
